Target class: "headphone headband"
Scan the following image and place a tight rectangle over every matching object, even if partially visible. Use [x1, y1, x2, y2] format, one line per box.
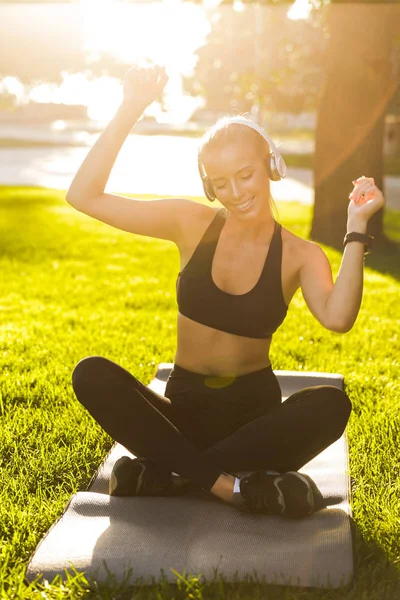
[222, 117, 280, 156]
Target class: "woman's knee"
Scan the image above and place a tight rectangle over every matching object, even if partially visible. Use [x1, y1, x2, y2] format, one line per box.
[313, 385, 352, 431]
[326, 386, 351, 414]
[72, 356, 143, 404]
[72, 356, 114, 390]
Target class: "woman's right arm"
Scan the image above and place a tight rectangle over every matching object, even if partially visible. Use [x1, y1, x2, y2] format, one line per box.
[66, 65, 196, 244]
[66, 100, 144, 206]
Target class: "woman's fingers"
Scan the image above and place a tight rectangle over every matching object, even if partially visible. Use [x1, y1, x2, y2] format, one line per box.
[349, 176, 379, 203]
[123, 64, 168, 107]
[352, 176, 375, 185]
[347, 175, 385, 223]
[156, 67, 169, 90]
[125, 64, 163, 84]
[350, 181, 370, 196]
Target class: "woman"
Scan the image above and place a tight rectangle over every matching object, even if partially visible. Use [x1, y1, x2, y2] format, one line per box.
[67, 65, 385, 518]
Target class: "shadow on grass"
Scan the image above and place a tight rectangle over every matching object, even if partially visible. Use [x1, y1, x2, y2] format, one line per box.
[310, 232, 400, 282]
[364, 236, 400, 281]
[319, 205, 400, 281]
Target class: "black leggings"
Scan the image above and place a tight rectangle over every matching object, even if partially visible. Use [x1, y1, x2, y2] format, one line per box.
[72, 356, 352, 492]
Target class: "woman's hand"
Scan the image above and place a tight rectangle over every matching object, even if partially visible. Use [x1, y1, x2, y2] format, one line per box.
[122, 64, 169, 113]
[348, 176, 386, 225]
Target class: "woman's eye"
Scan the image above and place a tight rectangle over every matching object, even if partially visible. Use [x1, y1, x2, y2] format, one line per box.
[215, 174, 251, 190]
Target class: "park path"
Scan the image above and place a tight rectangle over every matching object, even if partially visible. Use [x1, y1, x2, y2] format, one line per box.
[0, 134, 398, 209]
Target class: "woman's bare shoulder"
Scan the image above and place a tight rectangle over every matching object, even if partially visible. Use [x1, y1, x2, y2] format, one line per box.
[185, 201, 219, 222]
[280, 225, 326, 291]
[281, 225, 322, 257]
[178, 201, 220, 244]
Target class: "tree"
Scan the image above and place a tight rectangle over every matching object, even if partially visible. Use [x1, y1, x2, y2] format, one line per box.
[310, 1, 400, 248]
[185, 3, 325, 116]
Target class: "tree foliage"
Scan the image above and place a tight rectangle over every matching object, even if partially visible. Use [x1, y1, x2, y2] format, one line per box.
[185, 3, 326, 116]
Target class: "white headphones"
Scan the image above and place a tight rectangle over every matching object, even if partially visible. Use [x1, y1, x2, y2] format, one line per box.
[198, 117, 287, 202]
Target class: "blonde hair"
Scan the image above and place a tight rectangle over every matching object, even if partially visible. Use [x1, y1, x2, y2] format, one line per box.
[198, 114, 270, 159]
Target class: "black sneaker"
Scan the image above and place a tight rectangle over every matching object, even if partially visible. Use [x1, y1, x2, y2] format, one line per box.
[239, 470, 326, 518]
[109, 456, 192, 497]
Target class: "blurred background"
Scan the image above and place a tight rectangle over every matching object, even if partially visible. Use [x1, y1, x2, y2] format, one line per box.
[0, 0, 399, 247]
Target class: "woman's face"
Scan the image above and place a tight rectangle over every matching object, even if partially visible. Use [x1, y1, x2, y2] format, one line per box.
[202, 140, 271, 218]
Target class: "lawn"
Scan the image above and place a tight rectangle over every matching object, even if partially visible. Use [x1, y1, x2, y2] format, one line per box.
[0, 186, 399, 599]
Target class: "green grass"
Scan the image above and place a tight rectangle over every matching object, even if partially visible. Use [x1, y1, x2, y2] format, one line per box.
[0, 186, 399, 599]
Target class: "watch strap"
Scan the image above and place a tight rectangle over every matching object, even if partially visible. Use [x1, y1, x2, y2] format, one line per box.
[343, 231, 374, 255]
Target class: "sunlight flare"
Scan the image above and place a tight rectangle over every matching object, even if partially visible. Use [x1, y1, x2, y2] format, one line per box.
[80, 0, 210, 121]
[287, 0, 312, 21]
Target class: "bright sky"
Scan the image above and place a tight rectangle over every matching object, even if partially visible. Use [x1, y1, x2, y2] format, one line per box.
[1, 0, 311, 123]
[78, 0, 309, 121]
[80, 0, 212, 121]
[287, 0, 312, 21]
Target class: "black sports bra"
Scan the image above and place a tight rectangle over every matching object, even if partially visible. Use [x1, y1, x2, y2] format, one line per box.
[176, 209, 288, 339]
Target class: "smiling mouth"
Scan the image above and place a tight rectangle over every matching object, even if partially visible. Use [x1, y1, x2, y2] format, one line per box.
[235, 197, 255, 211]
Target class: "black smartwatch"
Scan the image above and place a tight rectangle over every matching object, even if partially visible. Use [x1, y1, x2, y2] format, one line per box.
[343, 232, 374, 255]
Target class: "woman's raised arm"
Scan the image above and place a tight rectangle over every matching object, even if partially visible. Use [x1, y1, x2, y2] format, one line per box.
[299, 177, 385, 333]
[66, 66, 167, 206]
[65, 66, 193, 244]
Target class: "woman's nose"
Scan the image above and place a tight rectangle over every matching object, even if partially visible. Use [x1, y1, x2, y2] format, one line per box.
[231, 181, 242, 200]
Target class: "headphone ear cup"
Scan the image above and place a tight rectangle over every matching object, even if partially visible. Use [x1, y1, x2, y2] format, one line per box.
[198, 158, 216, 201]
[265, 154, 282, 182]
[203, 177, 216, 202]
[264, 156, 272, 179]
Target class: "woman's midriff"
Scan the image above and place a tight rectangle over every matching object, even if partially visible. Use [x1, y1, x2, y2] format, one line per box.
[174, 312, 272, 377]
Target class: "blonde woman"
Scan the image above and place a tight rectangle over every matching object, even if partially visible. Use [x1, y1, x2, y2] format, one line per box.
[68, 66, 385, 517]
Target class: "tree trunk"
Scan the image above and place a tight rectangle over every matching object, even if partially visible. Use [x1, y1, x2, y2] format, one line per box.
[311, 3, 399, 249]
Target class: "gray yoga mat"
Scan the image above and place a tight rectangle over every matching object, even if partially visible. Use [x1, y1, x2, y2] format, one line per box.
[26, 364, 354, 589]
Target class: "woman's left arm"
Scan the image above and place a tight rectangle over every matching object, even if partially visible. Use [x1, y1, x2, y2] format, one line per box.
[299, 176, 386, 333]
